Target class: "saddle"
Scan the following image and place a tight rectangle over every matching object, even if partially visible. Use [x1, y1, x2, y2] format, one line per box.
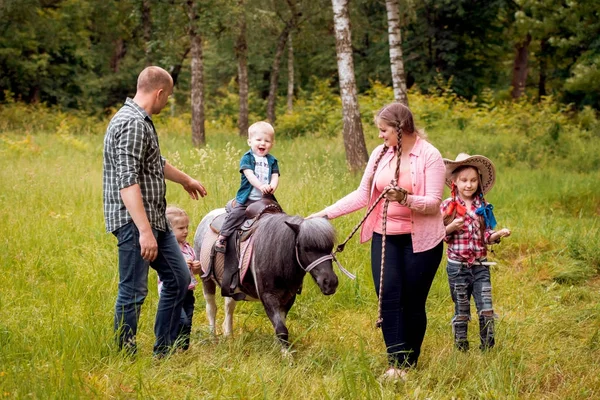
[203, 195, 283, 299]
[209, 195, 282, 236]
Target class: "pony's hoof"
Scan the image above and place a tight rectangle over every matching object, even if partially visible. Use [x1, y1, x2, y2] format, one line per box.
[281, 348, 295, 365]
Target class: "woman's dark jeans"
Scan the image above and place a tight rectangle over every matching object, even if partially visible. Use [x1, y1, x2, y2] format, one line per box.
[371, 233, 443, 368]
[446, 260, 495, 350]
[113, 222, 190, 356]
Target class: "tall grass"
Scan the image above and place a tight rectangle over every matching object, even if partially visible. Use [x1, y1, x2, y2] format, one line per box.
[1, 94, 600, 398]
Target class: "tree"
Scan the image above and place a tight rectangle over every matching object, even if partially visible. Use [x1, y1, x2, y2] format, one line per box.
[510, 33, 531, 99]
[331, 0, 368, 172]
[235, 0, 249, 136]
[141, 0, 152, 65]
[187, 0, 205, 147]
[385, 0, 408, 105]
[286, 31, 294, 113]
[265, 0, 301, 123]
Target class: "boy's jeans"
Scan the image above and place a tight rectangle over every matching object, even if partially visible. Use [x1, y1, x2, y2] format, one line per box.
[446, 260, 495, 350]
[113, 222, 190, 356]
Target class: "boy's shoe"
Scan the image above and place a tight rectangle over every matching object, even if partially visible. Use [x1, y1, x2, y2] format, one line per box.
[214, 238, 226, 253]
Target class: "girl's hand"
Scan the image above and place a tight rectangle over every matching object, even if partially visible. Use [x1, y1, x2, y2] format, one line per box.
[189, 260, 202, 274]
[497, 228, 511, 238]
[451, 217, 464, 231]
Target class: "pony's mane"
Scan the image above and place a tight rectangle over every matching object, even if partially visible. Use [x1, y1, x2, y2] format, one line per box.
[297, 217, 336, 251]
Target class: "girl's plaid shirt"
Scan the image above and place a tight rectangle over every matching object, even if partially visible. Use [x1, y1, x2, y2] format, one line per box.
[440, 197, 496, 265]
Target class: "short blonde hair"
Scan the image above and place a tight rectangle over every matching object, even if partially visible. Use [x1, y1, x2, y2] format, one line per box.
[166, 206, 188, 224]
[248, 121, 275, 139]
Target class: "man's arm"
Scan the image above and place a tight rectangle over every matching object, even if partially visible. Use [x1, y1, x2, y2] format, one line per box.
[120, 184, 158, 262]
[164, 161, 207, 199]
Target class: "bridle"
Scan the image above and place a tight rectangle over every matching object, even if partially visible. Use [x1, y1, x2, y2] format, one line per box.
[294, 242, 356, 279]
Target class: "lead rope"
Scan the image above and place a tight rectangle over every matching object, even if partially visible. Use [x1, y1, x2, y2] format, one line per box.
[375, 132, 402, 328]
[335, 133, 403, 328]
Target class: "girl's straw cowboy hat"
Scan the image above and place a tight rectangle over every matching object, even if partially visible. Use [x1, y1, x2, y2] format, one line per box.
[443, 153, 496, 194]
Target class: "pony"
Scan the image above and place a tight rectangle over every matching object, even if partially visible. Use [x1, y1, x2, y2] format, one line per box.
[193, 208, 339, 348]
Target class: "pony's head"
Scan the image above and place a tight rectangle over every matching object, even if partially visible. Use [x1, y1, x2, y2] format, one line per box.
[285, 218, 339, 295]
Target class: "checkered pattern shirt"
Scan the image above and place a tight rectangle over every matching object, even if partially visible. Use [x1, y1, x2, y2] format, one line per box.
[103, 98, 168, 233]
[441, 197, 495, 265]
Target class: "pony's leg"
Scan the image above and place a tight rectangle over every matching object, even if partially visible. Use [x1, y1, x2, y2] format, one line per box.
[222, 297, 237, 336]
[203, 280, 217, 335]
[261, 293, 290, 348]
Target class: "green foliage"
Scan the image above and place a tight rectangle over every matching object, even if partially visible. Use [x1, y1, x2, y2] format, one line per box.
[2, 0, 600, 113]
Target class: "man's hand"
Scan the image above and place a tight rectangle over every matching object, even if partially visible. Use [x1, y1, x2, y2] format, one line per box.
[139, 230, 158, 261]
[182, 178, 207, 200]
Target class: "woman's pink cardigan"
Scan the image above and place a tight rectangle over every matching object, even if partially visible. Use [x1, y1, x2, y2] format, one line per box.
[324, 137, 446, 253]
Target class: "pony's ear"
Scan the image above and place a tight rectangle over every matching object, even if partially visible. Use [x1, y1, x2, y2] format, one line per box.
[284, 221, 301, 236]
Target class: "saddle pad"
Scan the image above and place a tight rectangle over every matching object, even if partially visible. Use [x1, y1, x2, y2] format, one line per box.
[238, 235, 254, 283]
[200, 222, 253, 286]
[199, 228, 224, 280]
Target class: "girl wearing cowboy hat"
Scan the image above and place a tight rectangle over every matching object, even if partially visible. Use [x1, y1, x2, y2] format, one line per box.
[441, 153, 511, 351]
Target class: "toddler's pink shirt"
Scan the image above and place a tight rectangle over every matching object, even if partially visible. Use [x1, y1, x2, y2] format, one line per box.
[324, 137, 446, 253]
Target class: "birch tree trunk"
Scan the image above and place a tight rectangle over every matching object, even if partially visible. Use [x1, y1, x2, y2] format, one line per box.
[188, 0, 205, 147]
[235, 0, 249, 137]
[287, 31, 294, 113]
[511, 34, 531, 99]
[332, 0, 368, 172]
[385, 0, 408, 105]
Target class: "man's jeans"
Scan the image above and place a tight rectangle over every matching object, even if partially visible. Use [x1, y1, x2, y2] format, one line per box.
[446, 260, 495, 350]
[113, 222, 190, 355]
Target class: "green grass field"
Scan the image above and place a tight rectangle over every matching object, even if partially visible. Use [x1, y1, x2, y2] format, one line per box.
[1, 105, 600, 399]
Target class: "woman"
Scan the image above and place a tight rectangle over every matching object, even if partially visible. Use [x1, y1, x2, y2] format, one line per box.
[309, 103, 445, 380]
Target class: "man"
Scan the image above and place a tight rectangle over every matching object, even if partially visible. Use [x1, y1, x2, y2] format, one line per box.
[103, 66, 207, 356]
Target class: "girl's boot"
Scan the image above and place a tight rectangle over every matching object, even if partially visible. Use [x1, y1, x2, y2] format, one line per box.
[479, 315, 495, 350]
[452, 317, 469, 351]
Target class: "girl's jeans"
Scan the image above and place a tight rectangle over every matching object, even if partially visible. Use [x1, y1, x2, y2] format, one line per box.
[113, 222, 191, 356]
[371, 233, 443, 368]
[446, 259, 495, 350]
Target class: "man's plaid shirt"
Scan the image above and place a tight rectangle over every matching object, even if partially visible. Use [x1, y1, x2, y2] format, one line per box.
[440, 197, 496, 265]
[103, 98, 168, 233]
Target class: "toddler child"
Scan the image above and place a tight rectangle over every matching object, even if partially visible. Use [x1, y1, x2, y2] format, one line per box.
[440, 153, 511, 351]
[158, 206, 201, 350]
[214, 121, 280, 296]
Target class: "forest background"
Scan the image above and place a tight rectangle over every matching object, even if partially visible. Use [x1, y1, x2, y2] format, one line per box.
[2, 0, 600, 398]
[2, 0, 600, 117]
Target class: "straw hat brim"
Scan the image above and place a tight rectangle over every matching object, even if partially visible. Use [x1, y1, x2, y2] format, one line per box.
[443, 154, 496, 194]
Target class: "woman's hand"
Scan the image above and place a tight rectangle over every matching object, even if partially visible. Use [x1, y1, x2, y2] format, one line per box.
[306, 210, 328, 219]
[384, 186, 409, 204]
